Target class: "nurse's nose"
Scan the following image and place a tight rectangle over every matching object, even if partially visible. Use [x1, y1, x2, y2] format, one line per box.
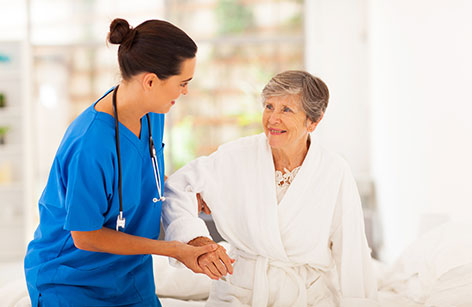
[181, 84, 189, 96]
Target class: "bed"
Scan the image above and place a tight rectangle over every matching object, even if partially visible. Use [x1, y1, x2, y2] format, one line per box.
[1, 222, 471, 307]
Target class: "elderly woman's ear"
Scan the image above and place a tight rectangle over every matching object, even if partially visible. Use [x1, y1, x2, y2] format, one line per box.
[308, 113, 324, 132]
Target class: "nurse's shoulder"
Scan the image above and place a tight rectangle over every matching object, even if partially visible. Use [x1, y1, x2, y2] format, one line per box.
[56, 104, 116, 165]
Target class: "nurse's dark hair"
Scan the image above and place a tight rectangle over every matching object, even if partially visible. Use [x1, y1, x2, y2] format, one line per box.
[107, 18, 197, 80]
[262, 70, 329, 123]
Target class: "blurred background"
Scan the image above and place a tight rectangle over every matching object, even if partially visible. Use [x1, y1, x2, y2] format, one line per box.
[0, 0, 471, 265]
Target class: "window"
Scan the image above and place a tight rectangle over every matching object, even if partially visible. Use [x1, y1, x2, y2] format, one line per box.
[30, 0, 304, 180]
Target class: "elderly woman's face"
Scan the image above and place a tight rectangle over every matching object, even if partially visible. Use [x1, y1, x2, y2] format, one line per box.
[262, 95, 313, 151]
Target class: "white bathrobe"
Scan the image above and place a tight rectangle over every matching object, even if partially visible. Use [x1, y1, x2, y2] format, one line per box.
[162, 133, 378, 307]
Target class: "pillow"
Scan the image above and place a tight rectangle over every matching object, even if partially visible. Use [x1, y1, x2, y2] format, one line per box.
[0, 278, 30, 307]
[153, 254, 211, 300]
[381, 221, 472, 303]
[153, 241, 231, 300]
[425, 263, 472, 307]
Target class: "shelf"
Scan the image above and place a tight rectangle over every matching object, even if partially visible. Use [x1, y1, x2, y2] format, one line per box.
[0, 40, 31, 262]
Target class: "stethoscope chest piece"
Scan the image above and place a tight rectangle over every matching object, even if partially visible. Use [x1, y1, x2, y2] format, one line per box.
[116, 212, 126, 231]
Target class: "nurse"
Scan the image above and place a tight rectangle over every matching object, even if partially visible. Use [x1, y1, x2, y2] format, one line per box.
[24, 18, 229, 307]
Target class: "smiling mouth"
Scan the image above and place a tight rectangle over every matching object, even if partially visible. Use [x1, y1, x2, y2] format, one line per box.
[268, 128, 287, 135]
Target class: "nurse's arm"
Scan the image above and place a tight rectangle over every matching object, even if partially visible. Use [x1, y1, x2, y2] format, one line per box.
[71, 227, 218, 275]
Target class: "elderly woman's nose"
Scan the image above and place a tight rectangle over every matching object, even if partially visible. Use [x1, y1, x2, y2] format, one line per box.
[268, 112, 281, 123]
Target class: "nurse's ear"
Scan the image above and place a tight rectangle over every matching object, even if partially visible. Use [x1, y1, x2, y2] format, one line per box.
[142, 73, 159, 91]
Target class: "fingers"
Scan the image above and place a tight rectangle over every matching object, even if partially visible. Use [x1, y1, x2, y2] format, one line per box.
[215, 245, 234, 274]
[201, 264, 220, 280]
[218, 251, 234, 275]
[177, 243, 223, 278]
[212, 255, 228, 276]
[196, 244, 218, 257]
[205, 262, 223, 279]
[199, 255, 225, 279]
[190, 243, 235, 280]
[198, 249, 234, 277]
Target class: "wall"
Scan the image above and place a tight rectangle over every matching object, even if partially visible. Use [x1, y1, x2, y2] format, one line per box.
[369, 0, 472, 261]
[305, 0, 370, 178]
[306, 0, 472, 262]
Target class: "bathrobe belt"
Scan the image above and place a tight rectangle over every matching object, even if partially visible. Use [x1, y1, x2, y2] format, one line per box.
[233, 248, 331, 307]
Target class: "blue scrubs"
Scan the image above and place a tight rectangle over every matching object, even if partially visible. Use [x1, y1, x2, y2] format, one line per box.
[24, 88, 164, 307]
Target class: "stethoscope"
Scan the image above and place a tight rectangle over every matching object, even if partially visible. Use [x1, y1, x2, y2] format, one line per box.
[112, 85, 165, 231]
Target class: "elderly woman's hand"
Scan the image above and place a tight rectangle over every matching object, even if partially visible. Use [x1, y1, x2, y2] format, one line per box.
[188, 236, 235, 280]
[196, 193, 211, 215]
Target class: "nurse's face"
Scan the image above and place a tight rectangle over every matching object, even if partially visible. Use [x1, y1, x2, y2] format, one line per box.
[149, 57, 196, 113]
[262, 95, 317, 151]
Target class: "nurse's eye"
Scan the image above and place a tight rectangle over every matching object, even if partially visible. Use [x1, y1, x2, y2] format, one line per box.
[180, 82, 188, 88]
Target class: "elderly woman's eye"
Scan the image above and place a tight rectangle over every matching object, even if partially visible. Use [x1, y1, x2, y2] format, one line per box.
[265, 104, 273, 110]
[283, 107, 292, 112]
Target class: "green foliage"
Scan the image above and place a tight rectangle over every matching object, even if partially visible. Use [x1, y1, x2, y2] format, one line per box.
[0, 126, 9, 144]
[285, 13, 303, 30]
[216, 0, 254, 35]
[169, 116, 197, 171]
[0, 93, 5, 108]
[0, 126, 10, 136]
[236, 111, 261, 127]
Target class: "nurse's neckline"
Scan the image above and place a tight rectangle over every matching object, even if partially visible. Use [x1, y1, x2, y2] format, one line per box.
[94, 88, 143, 139]
[93, 98, 149, 159]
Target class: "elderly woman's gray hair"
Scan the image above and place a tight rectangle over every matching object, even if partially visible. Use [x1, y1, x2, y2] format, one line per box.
[262, 70, 329, 123]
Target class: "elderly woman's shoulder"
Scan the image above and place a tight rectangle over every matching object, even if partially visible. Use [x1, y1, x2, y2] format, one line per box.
[318, 143, 354, 174]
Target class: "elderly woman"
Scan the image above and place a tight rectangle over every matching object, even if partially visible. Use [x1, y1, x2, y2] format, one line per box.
[162, 70, 378, 307]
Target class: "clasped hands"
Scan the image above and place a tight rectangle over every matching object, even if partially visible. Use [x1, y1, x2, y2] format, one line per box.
[188, 236, 235, 280]
[185, 193, 233, 280]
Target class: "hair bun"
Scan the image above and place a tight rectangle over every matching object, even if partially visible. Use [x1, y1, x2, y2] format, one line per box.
[108, 18, 133, 45]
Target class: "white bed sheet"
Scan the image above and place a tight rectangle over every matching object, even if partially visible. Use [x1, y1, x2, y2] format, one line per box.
[2, 222, 472, 307]
[0, 265, 433, 307]
[375, 221, 472, 307]
[0, 274, 206, 307]
[0, 257, 208, 307]
[0, 260, 435, 307]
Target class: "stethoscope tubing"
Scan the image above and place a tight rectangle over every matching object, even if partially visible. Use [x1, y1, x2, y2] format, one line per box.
[112, 85, 164, 231]
[112, 86, 124, 217]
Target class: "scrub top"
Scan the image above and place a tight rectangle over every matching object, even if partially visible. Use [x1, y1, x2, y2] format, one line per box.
[24, 88, 165, 307]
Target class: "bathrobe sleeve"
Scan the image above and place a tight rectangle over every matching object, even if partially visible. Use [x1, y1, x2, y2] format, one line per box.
[162, 155, 217, 244]
[330, 165, 379, 307]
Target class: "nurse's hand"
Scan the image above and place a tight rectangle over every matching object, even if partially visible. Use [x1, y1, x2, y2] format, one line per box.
[188, 236, 235, 280]
[174, 242, 219, 277]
